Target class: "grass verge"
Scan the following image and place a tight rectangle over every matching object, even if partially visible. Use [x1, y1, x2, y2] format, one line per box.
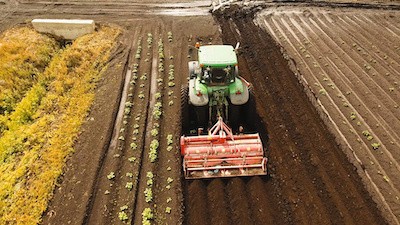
[0, 25, 121, 224]
[0, 27, 60, 132]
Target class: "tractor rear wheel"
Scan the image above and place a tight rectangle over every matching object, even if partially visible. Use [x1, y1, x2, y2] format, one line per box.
[244, 88, 256, 131]
[229, 103, 241, 132]
[181, 85, 189, 133]
[229, 87, 256, 133]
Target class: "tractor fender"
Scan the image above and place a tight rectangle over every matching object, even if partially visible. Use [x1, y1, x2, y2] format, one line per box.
[189, 79, 209, 106]
[229, 78, 249, 105]
[188, 61, 200, 79]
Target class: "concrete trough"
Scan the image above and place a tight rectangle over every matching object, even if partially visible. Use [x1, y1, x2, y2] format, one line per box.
[32, 19, 95, 40]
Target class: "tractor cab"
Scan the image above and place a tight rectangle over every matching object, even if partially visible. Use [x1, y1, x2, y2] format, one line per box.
[198, 45, 238, 85]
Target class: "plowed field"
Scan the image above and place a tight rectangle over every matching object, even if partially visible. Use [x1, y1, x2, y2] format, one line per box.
[1, 1, 399, 225]
[256, 7, 400, 223]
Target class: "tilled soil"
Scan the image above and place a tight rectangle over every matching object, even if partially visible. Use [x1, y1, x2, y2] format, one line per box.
[1, 1, 398, 225]
[257, 7, 400, 223]
[183, 6, 388, 225]
[42, 15, 222, 225]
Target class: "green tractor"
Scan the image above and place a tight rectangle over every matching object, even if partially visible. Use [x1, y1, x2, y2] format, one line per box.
[182, 44, 254, 133]
[180, 45, 267, 179]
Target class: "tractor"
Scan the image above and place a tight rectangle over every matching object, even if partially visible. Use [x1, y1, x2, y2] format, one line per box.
[180, 44, 268, 179]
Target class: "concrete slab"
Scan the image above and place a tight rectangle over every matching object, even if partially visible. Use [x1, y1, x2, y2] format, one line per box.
[32, 19, 95, 40]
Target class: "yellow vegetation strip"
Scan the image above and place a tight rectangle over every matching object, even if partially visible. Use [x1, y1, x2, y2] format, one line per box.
[0, 26, 121, 224]
[0, 27, 59, 130]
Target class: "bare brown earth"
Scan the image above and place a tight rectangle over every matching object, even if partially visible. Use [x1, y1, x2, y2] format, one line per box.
[41, 15, 221, 225]
[0, 1, 399, 225]
[256, 7, 400, 223]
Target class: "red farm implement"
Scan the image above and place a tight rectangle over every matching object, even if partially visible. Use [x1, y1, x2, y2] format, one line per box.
[180, 118, 267, 179]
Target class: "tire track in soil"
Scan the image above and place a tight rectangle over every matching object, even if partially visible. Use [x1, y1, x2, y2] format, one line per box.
[132, 23, 162, 225]
[83, 26, 150, 225]
[209, 7, 389, 225]
[42, 30, 133, 225]
[151, 20, 191, 225]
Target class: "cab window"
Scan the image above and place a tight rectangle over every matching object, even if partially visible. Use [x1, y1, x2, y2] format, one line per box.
[202, 66, 234, 84]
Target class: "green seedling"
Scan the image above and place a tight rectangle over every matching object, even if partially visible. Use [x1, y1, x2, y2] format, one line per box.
[167, 177, 173, 184]
[371, 143, 381, 150]
[126, 182, 133, 191]
[151, 129, 159, 137]
[128, 157, 136, 163]
[107, 172, 115, 180]
[144, 188, 153, 203]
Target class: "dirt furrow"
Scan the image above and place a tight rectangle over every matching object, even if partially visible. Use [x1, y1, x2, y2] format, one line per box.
[225, 178, 254, 225]
[246, 177, 279, 225]
[355, 14, 400, 51]
[223, 12, 335, 223]
[3, 2, 398, 225]
[215, 7, 388, 225]
[132, 23, 162, 225]
[112, 26, 153, 225]
[286, 11, 400, 168]
[84, 68, 134, 224]
[185, 180, 209, 225]
[313, 14, 400, 154]
[255, 6, 400, 223]
[301, 13, 400, 167]
[257, 14, 345, 224]
[206, 180, 231, 225]
[42, 31, 132, 225]
[332, 15, 400, 102]
[152, 24, 183, 224]
[223, 12, 331, 225]
[343, 15, 400, 73]
[288, 11, 400, 167]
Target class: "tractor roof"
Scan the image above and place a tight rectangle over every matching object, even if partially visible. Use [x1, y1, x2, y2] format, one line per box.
[198, 45, 237, 67]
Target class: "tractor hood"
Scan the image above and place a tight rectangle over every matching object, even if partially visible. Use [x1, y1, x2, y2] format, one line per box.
[198, 45, 237, 67]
